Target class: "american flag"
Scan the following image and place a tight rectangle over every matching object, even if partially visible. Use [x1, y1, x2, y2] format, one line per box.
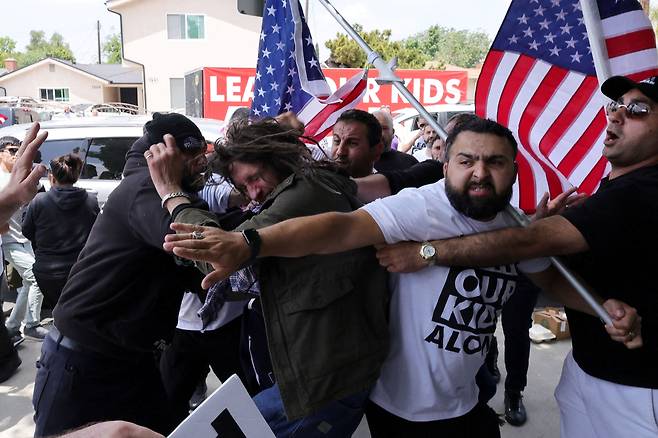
[476, 0, 658, 213]
[251, 0, 367, 141]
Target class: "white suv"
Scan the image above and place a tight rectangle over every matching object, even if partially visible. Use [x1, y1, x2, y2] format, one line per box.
[0, 115, 224, 207]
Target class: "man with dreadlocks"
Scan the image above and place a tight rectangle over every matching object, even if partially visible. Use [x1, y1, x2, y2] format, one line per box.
[146, 115, 390, 437]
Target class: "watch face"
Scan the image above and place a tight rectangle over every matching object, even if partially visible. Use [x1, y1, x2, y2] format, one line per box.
[421, 244, 436, 259]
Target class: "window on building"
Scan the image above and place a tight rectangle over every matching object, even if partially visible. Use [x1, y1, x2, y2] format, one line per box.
[39, 88, 70, 102]
[167, 14, 205, 39]
[170, 78, 185, 110]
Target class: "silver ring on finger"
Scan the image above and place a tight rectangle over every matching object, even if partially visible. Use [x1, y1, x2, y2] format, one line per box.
[145, 151, 154, 159]
[191, 231, 205, 240]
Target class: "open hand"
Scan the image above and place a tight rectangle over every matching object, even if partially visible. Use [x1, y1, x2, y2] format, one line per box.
[0, 122, 47, 224]
[533, 188, 588, 221]
[163, 222, 250, 289]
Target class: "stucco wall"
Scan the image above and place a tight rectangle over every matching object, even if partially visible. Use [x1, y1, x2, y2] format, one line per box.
[113, 0, 261, 113]
[103, 87, 120, 102]
[0, 62, 105, 104]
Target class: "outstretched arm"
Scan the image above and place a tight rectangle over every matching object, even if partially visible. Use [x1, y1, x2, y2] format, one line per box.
[434, 215, 589, 267]
[375, 216, 588, 272]
[164, 209, 385, 288]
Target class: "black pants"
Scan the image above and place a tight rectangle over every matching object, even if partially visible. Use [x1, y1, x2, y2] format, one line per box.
[0, 274, 18, 368]
[33, 332, 174, 437]
[365, 400, 501, 438]
[159, 316, 245, 426]
[33, 271, 68, 311]
[501, 273, 540, 394]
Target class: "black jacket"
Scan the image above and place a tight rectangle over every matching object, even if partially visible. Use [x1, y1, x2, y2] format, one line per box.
[53, 136, 206, 357]
[22, 187, 99, 276]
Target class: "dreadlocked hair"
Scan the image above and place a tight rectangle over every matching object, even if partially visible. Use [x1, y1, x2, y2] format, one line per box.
[213, 117, 342, 186]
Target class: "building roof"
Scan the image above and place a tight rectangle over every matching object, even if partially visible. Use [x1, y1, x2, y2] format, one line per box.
[0, 57, 143, 85]
[59, 60, 142, 84]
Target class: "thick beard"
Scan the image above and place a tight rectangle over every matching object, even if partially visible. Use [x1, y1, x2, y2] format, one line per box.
[445, 178, 512, 221]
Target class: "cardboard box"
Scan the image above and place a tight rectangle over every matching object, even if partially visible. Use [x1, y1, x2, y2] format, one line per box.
[532, 307, 570, 340]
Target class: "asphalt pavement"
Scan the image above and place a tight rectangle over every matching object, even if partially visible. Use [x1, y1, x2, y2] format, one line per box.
[1, 301, 571, 438]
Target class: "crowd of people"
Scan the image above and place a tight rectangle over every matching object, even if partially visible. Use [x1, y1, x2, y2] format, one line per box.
[0, 73, 655, 438]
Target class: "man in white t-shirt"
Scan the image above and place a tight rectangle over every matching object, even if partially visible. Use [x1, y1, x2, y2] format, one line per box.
[163, 117, 639, 437]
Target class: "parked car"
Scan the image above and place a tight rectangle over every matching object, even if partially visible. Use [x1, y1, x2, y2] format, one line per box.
[0, 96, 54, 127]
[0, 115, 225, 207]
[392, 103, 475, 147]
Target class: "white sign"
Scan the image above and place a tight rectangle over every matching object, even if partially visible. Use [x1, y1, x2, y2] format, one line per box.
[169, 375, 275, 438]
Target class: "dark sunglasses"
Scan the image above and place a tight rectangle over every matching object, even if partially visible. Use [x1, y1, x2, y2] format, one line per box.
[606, 100, 651, 117]
[2, 147, 19, 156]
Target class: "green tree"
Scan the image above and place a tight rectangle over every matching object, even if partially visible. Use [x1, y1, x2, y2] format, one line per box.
[0, 36, 17, 64]
[405, 25, 491, 68]
[16, 30, 75, 67]
[103, 33, 122, 64]
[325, 24, 428, 68]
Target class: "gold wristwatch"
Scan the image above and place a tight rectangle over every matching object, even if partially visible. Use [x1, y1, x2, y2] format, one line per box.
[419, 241, 437, 265]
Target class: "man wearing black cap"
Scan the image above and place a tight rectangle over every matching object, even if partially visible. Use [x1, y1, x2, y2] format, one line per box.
[32, 113, 212, 437]
[397, 75, 658, 437]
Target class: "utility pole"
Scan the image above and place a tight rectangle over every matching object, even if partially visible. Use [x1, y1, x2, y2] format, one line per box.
[97, 20, 102, 64]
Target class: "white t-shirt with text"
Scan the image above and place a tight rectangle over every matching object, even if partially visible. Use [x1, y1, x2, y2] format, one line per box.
[362, 179, 550, 421]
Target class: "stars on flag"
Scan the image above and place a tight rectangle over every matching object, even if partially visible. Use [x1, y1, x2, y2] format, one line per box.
[492, 0, 597, 73]
[251, 0, 336, 121]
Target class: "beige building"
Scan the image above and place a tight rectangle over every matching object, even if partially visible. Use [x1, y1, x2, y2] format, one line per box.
[106, 0, 261, 113]
[0, 57, 143, 110]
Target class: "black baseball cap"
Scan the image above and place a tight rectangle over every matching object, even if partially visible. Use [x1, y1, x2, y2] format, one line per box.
[144, 112, 205, 153]
[0, 136, 21, 151]
[601, 75, 658, 103]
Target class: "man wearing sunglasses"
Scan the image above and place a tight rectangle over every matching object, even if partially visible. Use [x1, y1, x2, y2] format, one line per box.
[390, 75, 658, 437]
[32, 113, 213, 437]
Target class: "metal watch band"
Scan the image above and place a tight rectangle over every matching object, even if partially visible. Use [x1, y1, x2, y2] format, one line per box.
[241, 228, 262, 264]
[161, 192, 191, 209]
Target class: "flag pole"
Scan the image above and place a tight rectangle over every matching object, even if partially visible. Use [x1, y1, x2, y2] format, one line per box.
[580, 0, 612, 81]
[317, 0, 614, 325]
[505, 206, 613, 325]
[315, 0, 448, 141]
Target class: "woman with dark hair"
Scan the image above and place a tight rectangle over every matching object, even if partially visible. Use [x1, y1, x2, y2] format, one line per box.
[22, 154, 99, 308]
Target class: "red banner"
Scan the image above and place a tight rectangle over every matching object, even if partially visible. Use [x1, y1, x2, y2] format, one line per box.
[200, 67, 468, 121]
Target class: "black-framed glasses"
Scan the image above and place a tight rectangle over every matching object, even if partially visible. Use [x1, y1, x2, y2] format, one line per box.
[606, 100, 651, 117]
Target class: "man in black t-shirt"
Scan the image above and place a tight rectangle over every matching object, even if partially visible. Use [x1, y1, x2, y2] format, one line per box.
[423, 75, 658, 437]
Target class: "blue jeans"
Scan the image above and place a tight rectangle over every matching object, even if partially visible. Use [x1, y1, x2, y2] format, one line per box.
[254, 383, 369, 437]
[3, 241, 43, 330]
